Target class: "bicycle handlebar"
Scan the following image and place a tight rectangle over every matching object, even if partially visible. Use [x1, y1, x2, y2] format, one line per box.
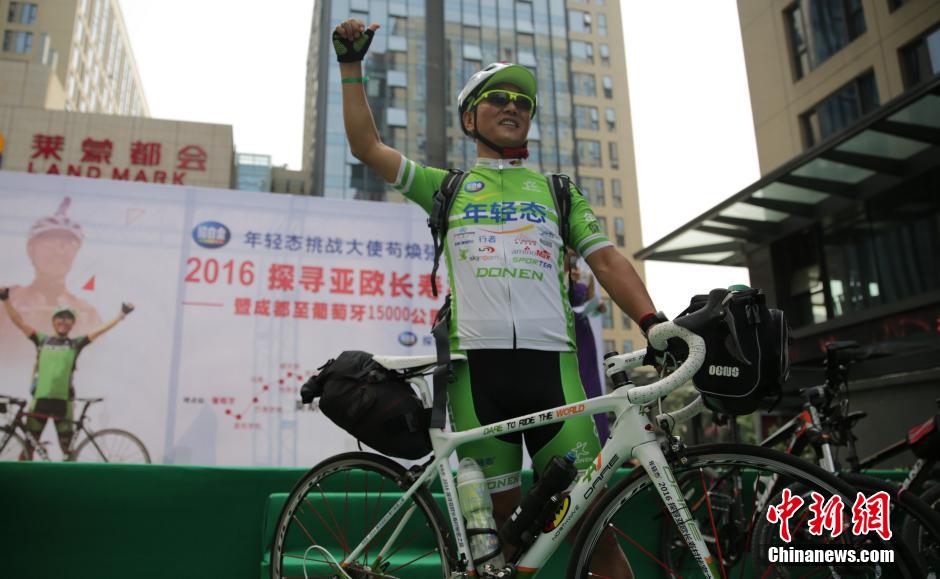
[604, 321, 706, 407]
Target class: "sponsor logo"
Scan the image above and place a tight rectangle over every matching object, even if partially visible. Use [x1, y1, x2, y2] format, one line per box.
[464, 180, 485, 193]
[478, 245, 496, 253]
[458, 248, 469, 261]
[475, 267, 544, 281]
[469, 255, 499, 263]
[478, 235, 497, 243]
[543, 496, 572, 533]
[511, 256, 552, 269]
[521, 178, 540, 192]
[514, 234, 537, 246]
[708, 365, 740, 378]
[583, 212, 598, 223]
[192, 221, 230, 249]
[556, 403, 585, 417]
[398, 331, 418, 347]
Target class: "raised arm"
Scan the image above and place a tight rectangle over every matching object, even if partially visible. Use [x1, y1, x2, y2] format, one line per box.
[0, 288, 37, 337]
[88, 302, 134, 342]
[334, 19, 402, 183]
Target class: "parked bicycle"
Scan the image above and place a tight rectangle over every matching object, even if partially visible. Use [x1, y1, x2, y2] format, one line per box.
[269, 290, 918, 578]
[660, 340, 940, 577]
[0, 395, 151, 463]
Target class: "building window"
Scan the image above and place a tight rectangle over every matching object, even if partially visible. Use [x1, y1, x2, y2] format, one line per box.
[568, 9, 592, 34]
[597, 215, 608, 237]
[611, 179, 623, 208]
[572, 72, 596, 97]
[463, 43, 482, 61]
[622, 340, 634, 354]
[800, 70, 879, 147]
[387, 70, 407, 88]
[570, 40, 594, 64]
[600, 43, 610, 66]
[2, 30, 32, 53]
[605, 108, 616, 131]
[608, 141, 620, 169]
[614, 217, 625, 247]
[574, 105, 599, 131]
[598, 14, 608, 36]
[620, 312, 632, 330]
[602, 75, 613, 98]
[786, 0, 867, 80]
[603, 339, 616, 355]
[8, 2, 38, 24]
[387, 108, 407, 127]
[899, 26, 940, 89]
[601, 306, 613, 329]
[577, 139, 602, 167]
[389, 35, 407, 52]
[580, 177, 605, 206]
[516, 1, 534, 33]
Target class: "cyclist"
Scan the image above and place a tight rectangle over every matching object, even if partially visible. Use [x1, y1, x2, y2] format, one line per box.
[0, 287, 134, 459]
[334, 19, 667, 576]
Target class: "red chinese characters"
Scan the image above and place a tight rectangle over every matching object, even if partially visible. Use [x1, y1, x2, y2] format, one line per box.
[766, 490, 892, 542]
[807, 492, 844, 538]
[131, 141, 162, 166]
[177, 145, 208, 171]
[31, 134, 65, 160]
[765, 488, 805, 543]
[81, 138, 114, 164]
[851, 491, 892, 540]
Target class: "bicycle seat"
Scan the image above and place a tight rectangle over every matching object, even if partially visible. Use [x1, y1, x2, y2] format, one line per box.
[373, 354, 467, 371]
[75, 397, 104, 403]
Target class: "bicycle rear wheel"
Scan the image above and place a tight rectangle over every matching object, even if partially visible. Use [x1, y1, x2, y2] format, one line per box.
[269, 452, 456, 579]
[70, 429, 151, 463]
[0, 431, 28, 461]
[568, 443, 921, 578]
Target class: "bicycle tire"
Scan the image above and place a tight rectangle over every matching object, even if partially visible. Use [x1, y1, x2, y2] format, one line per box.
[0, 430, 29, 461]
[899, 478, 940, 573]
[269, 452, 456, 579]
[568, 443, 921, 579]
[70, 429, 151, 463]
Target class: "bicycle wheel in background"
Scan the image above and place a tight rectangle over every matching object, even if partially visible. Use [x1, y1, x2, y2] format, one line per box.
[899, 479, 940, 573]
[0, 431, 29, 461]
[569, 443, 922, 579]
[69, 429, 151, 463]
[269, 452, 456, 579]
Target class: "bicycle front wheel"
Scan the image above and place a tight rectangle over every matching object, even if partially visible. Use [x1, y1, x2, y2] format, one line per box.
[568, 443, 920, 578]
[70, 429, 151, 463]
[269, 452, 456, 579]
[0, 430, 29, 461]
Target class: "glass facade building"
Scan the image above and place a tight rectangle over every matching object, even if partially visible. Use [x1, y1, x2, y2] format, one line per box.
[306, 0, 593, 200]
[235, 153, 273, 192]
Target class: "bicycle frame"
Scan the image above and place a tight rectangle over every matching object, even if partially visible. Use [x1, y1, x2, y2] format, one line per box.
[0, 398, 96, 460]
[341, 324, 722, 578]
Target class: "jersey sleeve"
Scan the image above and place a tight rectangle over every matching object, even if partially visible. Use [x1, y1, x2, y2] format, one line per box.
[390, 155, 448, 215]
[30, 332, 44, 346]
[75, 335, 91, 350]
[567, 181, 614, 258]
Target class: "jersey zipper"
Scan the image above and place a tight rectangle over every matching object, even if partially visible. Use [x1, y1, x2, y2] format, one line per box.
[496, 161, 518, 349]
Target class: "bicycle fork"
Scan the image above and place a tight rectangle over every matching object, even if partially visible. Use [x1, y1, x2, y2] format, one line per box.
[632, 433, 722, 579]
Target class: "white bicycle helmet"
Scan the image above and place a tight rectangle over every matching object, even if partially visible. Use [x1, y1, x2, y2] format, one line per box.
[457, 62, 538, 136]
[29, 197, 84, 243]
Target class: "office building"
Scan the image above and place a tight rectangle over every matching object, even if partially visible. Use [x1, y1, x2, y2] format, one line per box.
[1, 0, 148, 116]
[304, 0, 646, 354]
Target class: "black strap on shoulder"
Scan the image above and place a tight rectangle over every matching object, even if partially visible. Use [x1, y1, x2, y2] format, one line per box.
[547, 173, 573, 251]
[430, 294, 452, 429]
[428, 169, 466, 297]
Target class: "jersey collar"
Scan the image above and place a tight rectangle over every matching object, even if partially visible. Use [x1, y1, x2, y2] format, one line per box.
[474, 157, 528, 170]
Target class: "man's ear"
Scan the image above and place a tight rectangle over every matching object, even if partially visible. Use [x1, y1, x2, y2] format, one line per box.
[462, 110, 474, 133]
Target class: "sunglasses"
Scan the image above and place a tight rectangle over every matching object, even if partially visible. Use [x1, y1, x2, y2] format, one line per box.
[472, 89, 536, 114]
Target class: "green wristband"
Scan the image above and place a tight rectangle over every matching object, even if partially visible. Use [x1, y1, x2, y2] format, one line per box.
[341, 76, 369, 84]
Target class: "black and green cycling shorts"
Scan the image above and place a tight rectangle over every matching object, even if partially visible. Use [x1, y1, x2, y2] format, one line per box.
[26, 397, 74, 437]
[447, 349, 601, 492]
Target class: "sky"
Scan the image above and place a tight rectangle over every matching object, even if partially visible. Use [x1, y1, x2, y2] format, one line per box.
[118, 0, 759, 318]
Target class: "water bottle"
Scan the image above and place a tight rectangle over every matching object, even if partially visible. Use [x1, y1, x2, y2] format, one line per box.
[500, 452, 578, 547]
[456, 458, 505, 569]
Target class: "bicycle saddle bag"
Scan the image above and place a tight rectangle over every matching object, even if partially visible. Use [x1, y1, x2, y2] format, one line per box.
[677, 288, 791, 415]
[908, 414, 940, 460]
[300, 350, 432, 460]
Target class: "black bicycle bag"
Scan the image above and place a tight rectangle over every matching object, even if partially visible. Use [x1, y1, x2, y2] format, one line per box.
[908, 414, 940, 460]
[678, 288, 791, 415]
[300, 350, 432, 460]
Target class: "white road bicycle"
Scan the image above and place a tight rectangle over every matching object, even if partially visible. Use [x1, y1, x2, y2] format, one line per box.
[270, 294, 918, 578]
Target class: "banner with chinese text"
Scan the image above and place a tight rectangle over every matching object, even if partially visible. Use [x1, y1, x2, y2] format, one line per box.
[0, 172, 445, 466]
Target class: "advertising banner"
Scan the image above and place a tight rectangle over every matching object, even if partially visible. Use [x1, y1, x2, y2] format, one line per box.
[0, 172, 445, 466]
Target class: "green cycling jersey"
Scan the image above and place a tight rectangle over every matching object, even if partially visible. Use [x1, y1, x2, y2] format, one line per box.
[391, 155, 612, 352]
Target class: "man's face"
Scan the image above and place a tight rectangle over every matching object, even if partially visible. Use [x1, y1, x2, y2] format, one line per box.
[27, 230, 81, 278]
[464, 82, 532, 147]
[52, 314, 75, 336]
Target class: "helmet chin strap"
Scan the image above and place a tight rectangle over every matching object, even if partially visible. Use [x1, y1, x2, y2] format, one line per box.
[471, 109, 529, 159]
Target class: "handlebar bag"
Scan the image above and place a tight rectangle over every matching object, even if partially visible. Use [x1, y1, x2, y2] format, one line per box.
[301, 350, 432, 460]
[679, 288, 791, 415]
